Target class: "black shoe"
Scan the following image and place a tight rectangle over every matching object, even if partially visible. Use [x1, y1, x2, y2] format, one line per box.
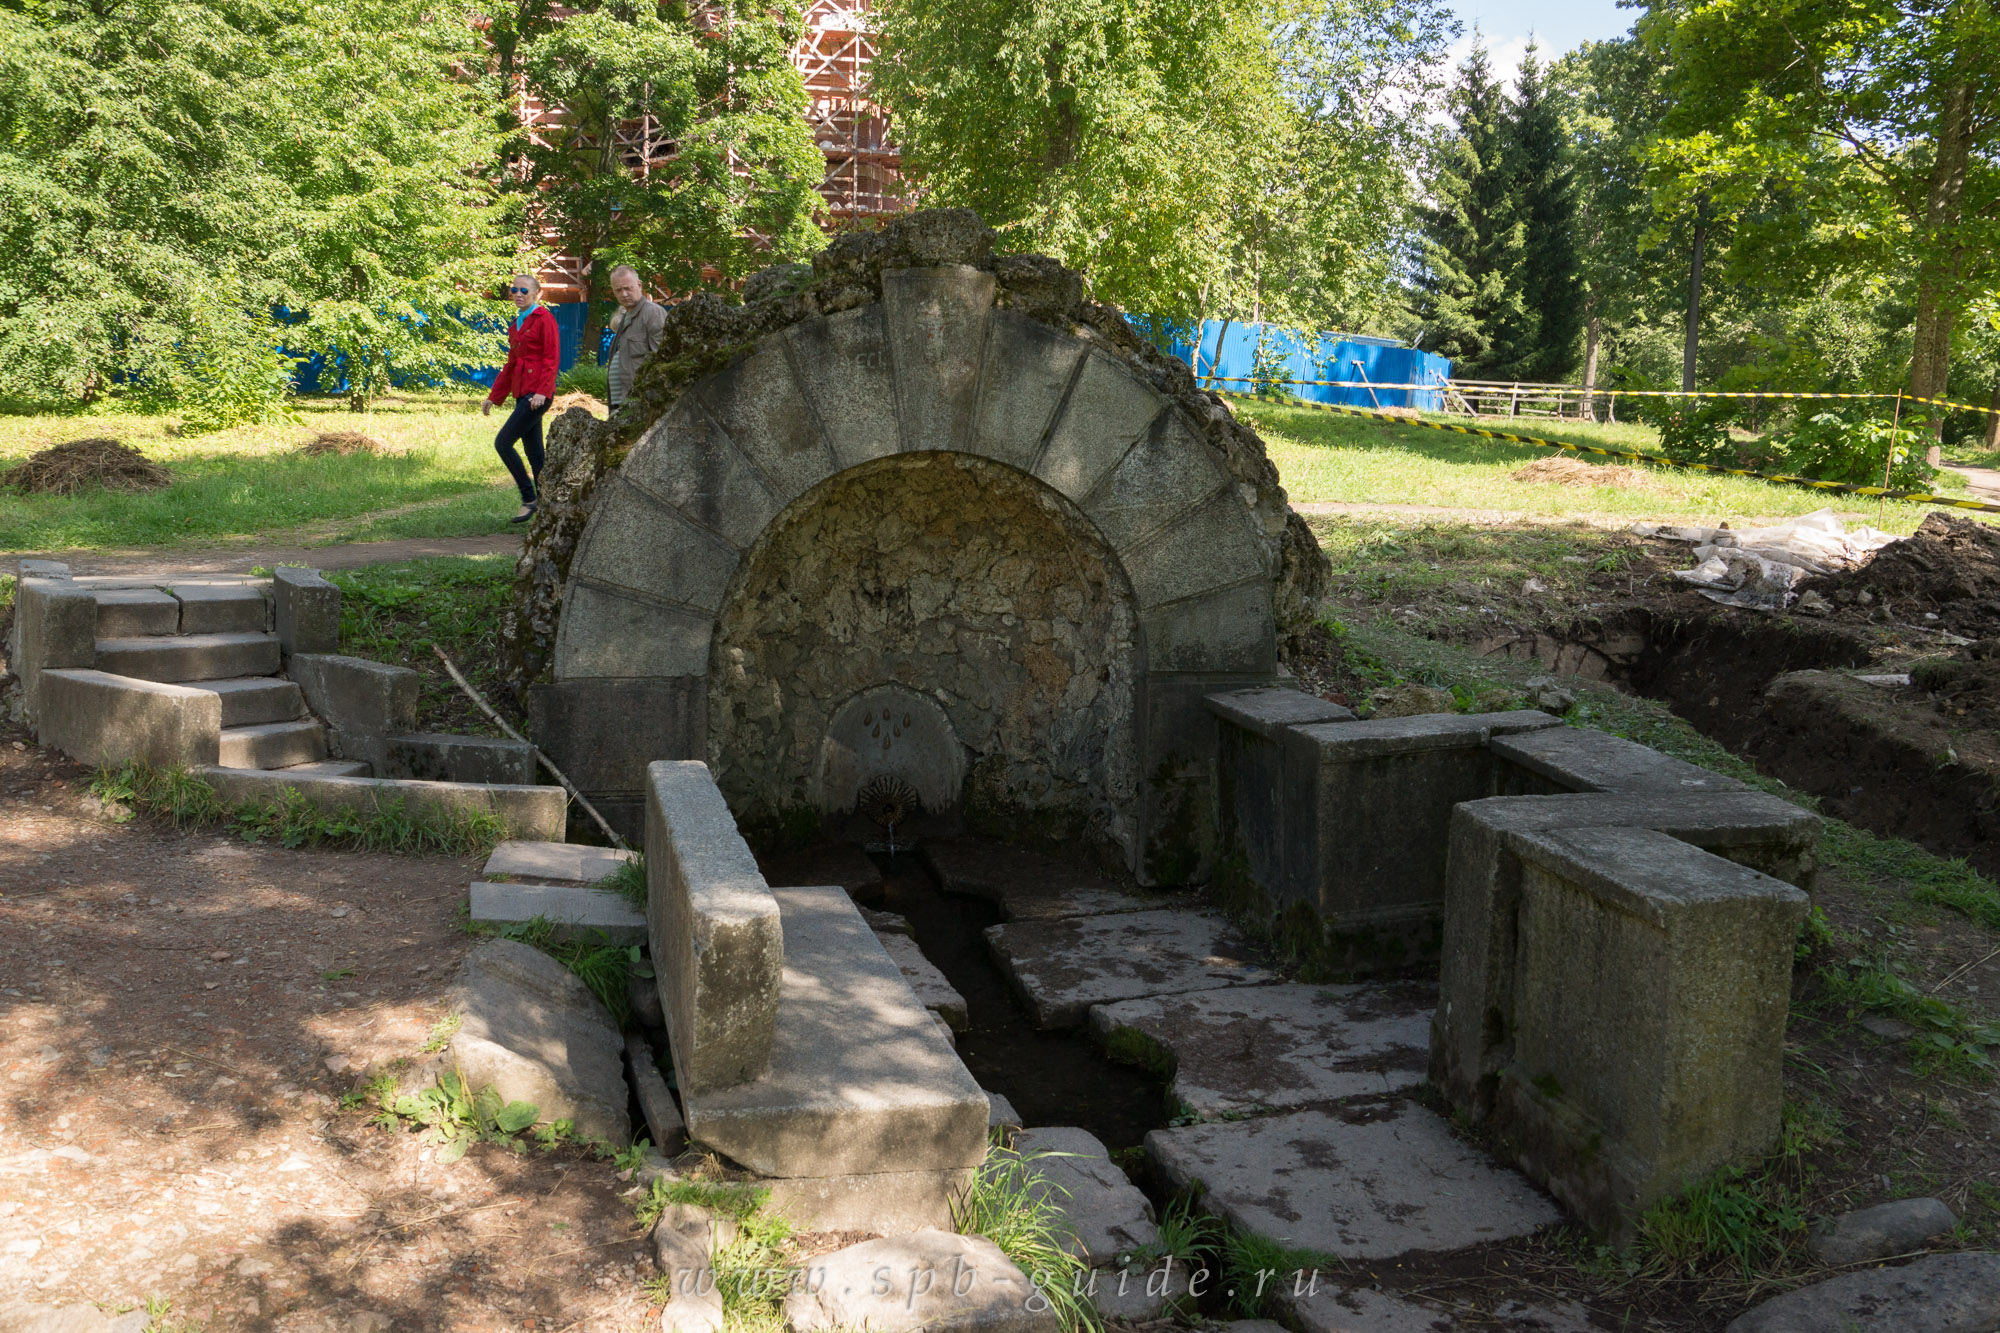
[510, 503, 537, 524]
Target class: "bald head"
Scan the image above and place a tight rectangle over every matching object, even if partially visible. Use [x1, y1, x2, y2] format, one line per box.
[610, 265, 645, 311]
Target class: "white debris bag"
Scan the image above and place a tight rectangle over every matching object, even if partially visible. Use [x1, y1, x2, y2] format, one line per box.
[1632, 509, 1898, 610]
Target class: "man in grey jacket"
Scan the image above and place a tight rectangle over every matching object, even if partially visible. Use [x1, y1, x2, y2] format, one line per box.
[605, 265, 666, 411]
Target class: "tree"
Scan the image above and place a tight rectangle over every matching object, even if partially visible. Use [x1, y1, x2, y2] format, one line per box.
[497, 0, 827, 361]
[1507, 45, 1583, 381]
[1645, 0, 2000, 421]
[1414, 43, 1531, 378]
[0, 0, 515, 415]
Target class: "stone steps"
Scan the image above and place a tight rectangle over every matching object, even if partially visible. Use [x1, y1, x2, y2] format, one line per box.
[217, 718, 329, 770]
[199, 765, 565, 840]
[91, 587, 180, 638]
[468, 880, 644, 944]
[95, 631, 280, 683]
[192, 676, 304, 728]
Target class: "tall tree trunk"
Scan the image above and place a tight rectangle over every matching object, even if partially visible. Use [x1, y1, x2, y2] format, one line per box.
[1986, 375, 2000, 451]
[1580, 310, 1602, 422]
[1909, 80, 1973, 458]
[1682, 203, 1708, 395]
[577, 256, 609, 370]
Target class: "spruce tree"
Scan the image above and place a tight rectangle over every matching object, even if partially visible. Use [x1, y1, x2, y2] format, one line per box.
[1508, 46, 1584, 381]
[1415, 44, 1531, 380]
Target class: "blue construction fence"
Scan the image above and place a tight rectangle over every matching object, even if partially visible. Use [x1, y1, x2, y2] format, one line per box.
[290, 302, 613, 395]
[1156, 320, 1451, 411]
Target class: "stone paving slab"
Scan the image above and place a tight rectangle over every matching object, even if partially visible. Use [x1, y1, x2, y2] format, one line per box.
[1088, 981, 1434, 1117]
[1014, 1126, 1158, 1266]
[876, 932, 969, 1029]
[1279, 1284, 1598, 1333]
[484, 839, 636, 885]
[758, 840, 885, 903]
[469, 882, 646, 945]
[1725, 1251, 2000, 1332]
[987, 909, 1276, 1028]
[1147, 1105, 1560, 1260]
[923, 836, 1167, 921]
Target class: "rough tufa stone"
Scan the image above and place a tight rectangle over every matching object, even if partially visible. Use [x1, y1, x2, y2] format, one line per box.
[1724, 1251, 2000, 1332]
[783, 1230, 1059, 1333]
[1807, 1198, 1958, 1267]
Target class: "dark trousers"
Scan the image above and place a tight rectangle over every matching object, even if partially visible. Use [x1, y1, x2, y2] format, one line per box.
[493, 396, 548, 502]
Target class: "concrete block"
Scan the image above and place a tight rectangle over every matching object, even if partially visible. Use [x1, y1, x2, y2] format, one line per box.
[199, 767, 565, 840]
[1119, 494, 1269, 612]
[1723, 1250, 2000, 1333]
[1433, 790, 1822, 1123]
[166, 579, 270, 634]
[273, 566, 341, 656]
[217, 719, 327, 770]
[758, 1167, 978, 1233]
[971, 310, 1087, 472]
[1014, 1127, 1159, 1266]
[553, 582, 712, 680]
[877, 932, 969, 1029]
[444, 939, 630, 1144]
[95, 631, 280, 683]
[276, 759, 371, 777]
[784, 1230, 1056, 1333]
[193, 677, 304, 727]
[882, 265, 996, 452]
[571, 475, 746, 615]
[1035, 350, 1164, 503]
[986, 909, 1276, 1029]
[620, 399, 782, 549]
[1496, 825, 1808, 1239]
[682, 886, 989, 1177]
[16, 558, 71, 579]
[470, 881, 646, 944]
[1088, 981, 1432, 1118]
[693, 339, 837, 505]
[1205, 687, 1355, 738]
[11, 578, 98, 713]
[1147, 1104, 1560, 1259]
[1138, 580, 1278, 674]
[287, 652, 418, 770]
[35, 669, 221, 768]
[783, 305, 902, 470]
[384, 732, 535, 786]
[1281, 1286, 1598, 1333]
[644, 760, 783, 1093]
[1081, 413, 1230, 552]
[486, 839, 636, 884]
[527, 677, 704, 833]
[91, 587, 179, 638]
[920, 837, 1160, 921]
[626, 1033, 688, 1154]
[1492, 726, 1748, 796]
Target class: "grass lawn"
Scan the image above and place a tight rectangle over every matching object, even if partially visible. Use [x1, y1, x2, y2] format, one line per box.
[1244, 398, 1981, 534]
[0, 389, 519, 553]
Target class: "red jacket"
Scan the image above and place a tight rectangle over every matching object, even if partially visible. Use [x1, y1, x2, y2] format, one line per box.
[488, 305, 560, 405]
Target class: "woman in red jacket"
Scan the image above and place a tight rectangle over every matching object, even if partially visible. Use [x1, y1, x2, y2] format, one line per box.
[483, 273, 561, 522]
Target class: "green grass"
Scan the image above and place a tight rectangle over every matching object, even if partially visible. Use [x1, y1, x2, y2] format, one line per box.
[0, 389, 519, 551]
[953, 1146, 1100, 1333]
[468, 913, 635, 1025]
[1247, 400, 1965, 532]
[327, 554, 519, 734]
[599, 857, 648, 909]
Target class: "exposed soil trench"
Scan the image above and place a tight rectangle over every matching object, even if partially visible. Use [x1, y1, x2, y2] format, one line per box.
[1475, 607, 2000, 873]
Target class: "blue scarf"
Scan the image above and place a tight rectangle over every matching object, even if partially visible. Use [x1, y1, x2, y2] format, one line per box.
[514, 305, 537, 331]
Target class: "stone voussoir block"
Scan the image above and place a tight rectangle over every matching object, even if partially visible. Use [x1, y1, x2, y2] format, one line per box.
[1493, 824, 1810, 1241]
[644, 760, 783, 1094]
[273, 566, 341, 656]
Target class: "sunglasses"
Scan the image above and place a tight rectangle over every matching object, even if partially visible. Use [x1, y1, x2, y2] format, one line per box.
[510, 286, 532, 294]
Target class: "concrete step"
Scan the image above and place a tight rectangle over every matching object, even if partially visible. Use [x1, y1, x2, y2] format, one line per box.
[266, 759, 372, 778]
[163, 580, 271, 634]
[469, 881, 645, 944]
[95, 631, 280, 683]
[482, 840, 636, 885]
[217, 719, 328, 769]
[91, 588, 179, 638]
[193, 677, 303, 727]
[199, 765, 563, 840]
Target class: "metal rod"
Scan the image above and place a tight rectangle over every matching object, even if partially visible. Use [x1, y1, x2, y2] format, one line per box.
[430, 643, 631, 852]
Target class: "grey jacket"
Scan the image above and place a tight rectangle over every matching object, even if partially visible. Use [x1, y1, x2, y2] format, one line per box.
[606, 298, 667, 407]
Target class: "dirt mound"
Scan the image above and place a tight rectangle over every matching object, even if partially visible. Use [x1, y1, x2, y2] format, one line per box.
[1512, 455, 1661, 491]
[1800, 513, 2000, 636]
[300, 430, 384, 456]
[1911, 641, 2000, 732]
[549, 391, 605, 417]
[4, 438, 170, 496]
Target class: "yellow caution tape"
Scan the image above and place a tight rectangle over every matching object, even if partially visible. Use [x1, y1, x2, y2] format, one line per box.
[1202, 376, 2000, 418]
[1221, 390, 2000, 516]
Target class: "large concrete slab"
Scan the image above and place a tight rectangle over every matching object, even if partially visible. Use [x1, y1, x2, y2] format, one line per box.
[987, 908, 1276, 1029]
[569, 474, 744, 614]
[193, 676, 304, 727]
[1205, 687, 1355, 738]
[443, 939, 629, 1145]
[470, 882, 646, 945]
[1034, 349, 1163, 503]
[95, 630, 279, 683]
[385, 732, 535, 786]
[644, 760, 783, 1093]
[759, 1165, 979, 1233]
[287, 652, 418, 771]
[1492, 725, 1747, 796]
[1118, 492, 1269, 611]
[1724, 1252, 2000, 1333]
[1088, 981, 1433, 1117]
[1014, 1127, 1158, 1266]
[1280, 1285, 1598, 1333]
[199, 767, 565, 840]
[1146, 1105, 1561, 1260]
[273, 566, 340, 655]
[36, 668, 221, 769]
[921, 837, 1164, 921]
[681, 886, 989, 1178]
[90, 587, 179, 638]
[485, 839, 636, 884]
[1080, 413, 1229, 553]
[694, 339, 838, 505]
[166, 580, 271, 634]
[877, 933, 969, 1029]
[217, 718, 326, 769]
[784, 1230, 1056, 1333]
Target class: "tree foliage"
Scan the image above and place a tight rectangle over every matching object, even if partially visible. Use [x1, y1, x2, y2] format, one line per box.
[0, 0, 517, 417]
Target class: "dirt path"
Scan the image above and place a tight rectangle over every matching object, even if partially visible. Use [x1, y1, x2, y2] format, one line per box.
[21, 534, 521, 578]
[1943, 460, 2000, 500]
[0, 722, 654, 1333]
[1289, 500, 1889, 527]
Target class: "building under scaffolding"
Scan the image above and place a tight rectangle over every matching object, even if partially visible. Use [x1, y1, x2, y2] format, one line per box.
[524, 0, 903, 305]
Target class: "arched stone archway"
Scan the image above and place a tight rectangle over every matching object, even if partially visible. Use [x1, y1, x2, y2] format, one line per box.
[538, 260, 1288, 880]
